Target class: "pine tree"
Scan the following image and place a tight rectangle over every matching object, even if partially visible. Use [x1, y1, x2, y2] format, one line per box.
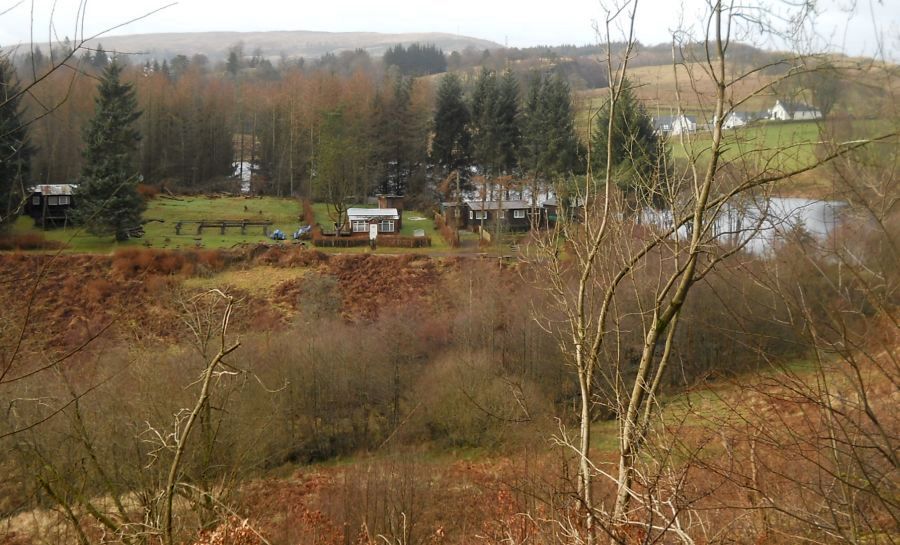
[74, 62, 145, 240]
[430, 73, 470, 176]
[520, 73, 580, 182]
[591, 78, 668, 209]
[493, 69, 521, 174]
[0, 55, 33, 228]
[470, 68, 498, 174]
[92, 44, 109, 70]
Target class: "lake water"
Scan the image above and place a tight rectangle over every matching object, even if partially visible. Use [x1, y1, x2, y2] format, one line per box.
[643, 197, 847, 255]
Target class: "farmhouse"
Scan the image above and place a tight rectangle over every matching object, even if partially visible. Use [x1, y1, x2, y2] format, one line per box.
[25, 184, 77, 226]
[347, 207, 401, 234]
[652, 114, 697, 135]
[769, 99, 821, 121]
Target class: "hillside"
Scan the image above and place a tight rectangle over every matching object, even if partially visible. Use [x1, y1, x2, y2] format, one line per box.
[24, 30, 502, 62]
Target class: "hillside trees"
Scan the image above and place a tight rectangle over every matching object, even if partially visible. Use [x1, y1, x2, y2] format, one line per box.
[73, 62, 145, 240]
[383, 43, 447, 76]
[137, 66, 235, 187]
[0, 55, 33, 227]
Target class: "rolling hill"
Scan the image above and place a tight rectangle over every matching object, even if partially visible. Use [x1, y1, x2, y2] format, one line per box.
[18, 30, 502, 63]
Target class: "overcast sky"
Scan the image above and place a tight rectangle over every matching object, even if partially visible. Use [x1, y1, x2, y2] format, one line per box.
[1, 0, 897, 59]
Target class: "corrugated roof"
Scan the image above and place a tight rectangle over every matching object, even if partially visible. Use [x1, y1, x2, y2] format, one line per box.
[31, 184, 77, 195]
[347, 208, 400, 219]
[467, 200, 531, 211]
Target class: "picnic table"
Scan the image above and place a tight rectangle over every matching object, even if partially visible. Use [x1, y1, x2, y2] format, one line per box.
[174, 219, 273, 235]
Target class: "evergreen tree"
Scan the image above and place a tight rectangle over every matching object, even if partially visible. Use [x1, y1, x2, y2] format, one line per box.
[520, 73, 580, 182]
[371, 74, 422, 195]
[430, 73, 470, 176]
[0, 55, 33, 227]
[470, 68, 498, 174]
[74, 62, 145, 240]
[92, 44, 109, 70]
[493, 69, 521, 173]
[591, 78, 668, 209]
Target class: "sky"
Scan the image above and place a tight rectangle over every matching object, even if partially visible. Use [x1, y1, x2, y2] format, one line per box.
[0, 0, 897, 60]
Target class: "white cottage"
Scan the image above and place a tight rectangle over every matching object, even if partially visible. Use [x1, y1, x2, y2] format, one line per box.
[769, 100, 821, 121]
[347, 208, 400, 234]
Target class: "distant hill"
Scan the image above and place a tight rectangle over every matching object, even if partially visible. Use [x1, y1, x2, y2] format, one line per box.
[17, 30, 503, 63]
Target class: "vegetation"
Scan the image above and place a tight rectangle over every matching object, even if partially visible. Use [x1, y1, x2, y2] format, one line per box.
[382, 43, 447, 76]
[0, 54, 32, 228]
[73, 62, 145, 241]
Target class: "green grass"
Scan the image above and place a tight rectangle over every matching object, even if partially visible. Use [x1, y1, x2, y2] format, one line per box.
[309, 203, 448, 251]
[670, 120, 823, 170]
[10, 196, 304, 252]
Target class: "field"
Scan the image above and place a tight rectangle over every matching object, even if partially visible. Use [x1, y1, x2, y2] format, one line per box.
[8, 196, 454, 253]
[9, 195, 304, 252]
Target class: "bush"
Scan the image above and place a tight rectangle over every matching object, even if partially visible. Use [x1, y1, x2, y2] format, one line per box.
[0, 232, 65, 251]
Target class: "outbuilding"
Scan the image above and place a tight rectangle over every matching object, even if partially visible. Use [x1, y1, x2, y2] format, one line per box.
[25, 184, 77, 226]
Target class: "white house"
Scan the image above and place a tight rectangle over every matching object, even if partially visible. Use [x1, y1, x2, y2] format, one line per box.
[346, 208, 400, 234]
[721, 111, 766, 130]
[769, 100, 821, 121]
[652, 114, 697, 135]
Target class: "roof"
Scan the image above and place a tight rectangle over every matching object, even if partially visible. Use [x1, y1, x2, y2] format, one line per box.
[466, 200, 531, 211]
[30, 184, 77, 195]
[652, 115, 696, 127]
[774, 99, 819, 113]
[347, 207, 400, 219]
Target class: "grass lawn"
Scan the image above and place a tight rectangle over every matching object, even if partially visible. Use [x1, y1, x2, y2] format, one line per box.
[10, 195, 304, 252]
[669, 120, 822, 168]
[309, 203, 448, 251]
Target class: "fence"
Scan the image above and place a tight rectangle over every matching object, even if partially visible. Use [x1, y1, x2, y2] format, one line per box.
[312, 234, 431, 248]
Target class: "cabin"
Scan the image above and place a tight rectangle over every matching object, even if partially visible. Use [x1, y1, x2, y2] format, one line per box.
[346, 208, 401, 235]
[652, 114, 697, 135]
[466, 200, 538, 232]
[25, 184, 77, 226]
[769, 99, 821, 121]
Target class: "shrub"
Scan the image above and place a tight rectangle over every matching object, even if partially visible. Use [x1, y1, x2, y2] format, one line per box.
[0, 232, 65, 251]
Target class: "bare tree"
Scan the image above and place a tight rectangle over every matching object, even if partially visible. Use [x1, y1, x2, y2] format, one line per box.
[526, 0, 898, 543]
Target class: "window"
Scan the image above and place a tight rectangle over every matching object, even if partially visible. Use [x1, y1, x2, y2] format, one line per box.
[474, 211, 488, 220]
[47, 196, 59, 206]
[379, 220, 395, 233]
[352, 220, 368, 233]
[469, 210, 474, 220]
[32, 196, 40, 205]
[59, 195, 70, 205]
[513, 209, 526, 219]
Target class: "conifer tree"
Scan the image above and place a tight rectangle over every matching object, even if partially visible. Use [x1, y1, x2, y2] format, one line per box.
[74, 61, 145, 240]
[470, 68, 498, 174]
[0, 55, 33, 228]
[430, 73, 470, 176]
[493, 69, 521, 174]
[591, 77, 668, 209]
[520, 73, 580, 182]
